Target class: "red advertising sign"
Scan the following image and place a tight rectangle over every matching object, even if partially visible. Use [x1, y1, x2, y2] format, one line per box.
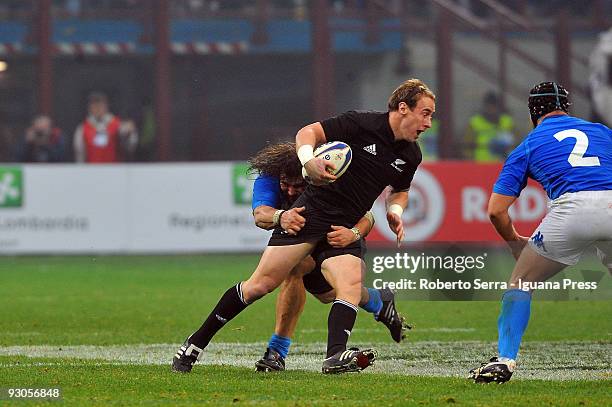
[368, 162, 548, 243]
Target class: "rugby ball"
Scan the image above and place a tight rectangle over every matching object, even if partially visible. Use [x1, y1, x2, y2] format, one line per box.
[302, 141, 352, 182]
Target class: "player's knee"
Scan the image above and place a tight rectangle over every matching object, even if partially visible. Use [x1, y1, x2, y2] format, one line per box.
[333, 280, 362, 303]
[340, 271, 363, 290]
[244, 284, 270, 302]
[243, 277, 278, 302]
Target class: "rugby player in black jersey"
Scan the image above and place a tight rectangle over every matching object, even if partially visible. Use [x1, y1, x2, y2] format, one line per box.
[248, 143, 410, 373]
[172, 78, 435, 374]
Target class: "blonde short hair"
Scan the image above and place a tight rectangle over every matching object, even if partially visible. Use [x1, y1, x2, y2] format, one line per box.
[387, 79, 435, 111]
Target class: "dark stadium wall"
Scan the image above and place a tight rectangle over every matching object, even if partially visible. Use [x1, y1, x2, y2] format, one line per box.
[171, 53, 375, 161]
[0, 60, 36, 137]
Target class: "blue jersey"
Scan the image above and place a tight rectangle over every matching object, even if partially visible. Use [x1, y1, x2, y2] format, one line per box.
[252, 174, 281, 210]
[494, 115, 612, 199]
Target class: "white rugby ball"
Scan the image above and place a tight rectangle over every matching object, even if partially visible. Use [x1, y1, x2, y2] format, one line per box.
[301, 141, 352, 182]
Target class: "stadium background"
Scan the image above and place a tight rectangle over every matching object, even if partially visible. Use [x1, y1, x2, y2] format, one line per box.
[0, 1, 610, 405]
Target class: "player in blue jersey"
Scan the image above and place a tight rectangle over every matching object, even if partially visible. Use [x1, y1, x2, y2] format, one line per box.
[247, 142, 410, 372]
[469, 81, 612, 383]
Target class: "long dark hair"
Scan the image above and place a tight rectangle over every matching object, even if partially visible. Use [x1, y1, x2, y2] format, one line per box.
[248, 142, 302, 179]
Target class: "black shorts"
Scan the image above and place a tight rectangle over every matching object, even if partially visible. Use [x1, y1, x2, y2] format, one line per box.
[267, 209, 336, 246]
[302, 261, 332, 295]
[268, 223, 364, 265]
[269, 198, 366, 293]
[310, 238, 366, 265]
[268, 200, 363, 259]
[302, 240, 368, 295]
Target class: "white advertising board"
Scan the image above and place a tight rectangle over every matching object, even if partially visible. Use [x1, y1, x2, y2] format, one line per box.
[0, 163, 269, 254]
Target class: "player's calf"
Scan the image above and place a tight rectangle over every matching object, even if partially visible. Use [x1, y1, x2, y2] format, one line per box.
[242, 276, 279, 303]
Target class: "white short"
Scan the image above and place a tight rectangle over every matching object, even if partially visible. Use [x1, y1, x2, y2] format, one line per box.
[528, 190, 612, 267]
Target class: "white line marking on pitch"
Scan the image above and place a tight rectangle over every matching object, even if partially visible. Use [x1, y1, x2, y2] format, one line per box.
[299, 327, 476, 333]
[0, 342, 609, 381]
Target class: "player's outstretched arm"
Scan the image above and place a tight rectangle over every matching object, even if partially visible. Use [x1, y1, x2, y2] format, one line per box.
[386, 191, 408, 247]
[296, 123, 337, 185]
[488, 192, 529, 259]
[327, 211, 375, 248]
[253, 205, 306, 235]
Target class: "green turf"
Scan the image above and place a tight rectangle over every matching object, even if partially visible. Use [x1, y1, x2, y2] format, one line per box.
[0, 255, 609, 345]
[1, 357, 610, 406]
[0, 255, 610, 405]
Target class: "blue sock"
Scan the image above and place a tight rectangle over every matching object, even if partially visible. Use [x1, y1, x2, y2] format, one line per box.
[497, 289, 532, 360]
[361, 288, 383, 316]
[268, 334, 291, 359]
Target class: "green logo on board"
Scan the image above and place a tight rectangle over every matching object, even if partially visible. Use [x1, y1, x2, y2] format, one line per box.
[0, 167, 23, 208]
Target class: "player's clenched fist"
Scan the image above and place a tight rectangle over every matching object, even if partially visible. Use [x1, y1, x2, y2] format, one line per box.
[326, 225, 357, 248]
[280, 206, 306, 235]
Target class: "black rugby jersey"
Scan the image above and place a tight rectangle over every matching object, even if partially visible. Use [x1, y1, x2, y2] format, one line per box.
[299, 110, 421, 223]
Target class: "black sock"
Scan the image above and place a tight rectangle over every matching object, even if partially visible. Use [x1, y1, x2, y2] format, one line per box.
[326, 299, 358, 358]
[188, 282, 249, 349]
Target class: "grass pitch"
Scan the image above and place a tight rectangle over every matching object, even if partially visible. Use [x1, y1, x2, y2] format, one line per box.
[0, 255, 610, 406]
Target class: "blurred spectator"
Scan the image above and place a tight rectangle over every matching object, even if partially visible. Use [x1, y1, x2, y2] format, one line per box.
[14, 115, 66, 163]
[73, 92, 138, 163]
[188, 0, 205, 12]
[463, 91, 515, 162]
[293, 0, 307, 20]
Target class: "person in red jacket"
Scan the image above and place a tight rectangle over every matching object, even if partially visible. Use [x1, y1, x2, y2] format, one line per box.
[73, 92, 138, 163]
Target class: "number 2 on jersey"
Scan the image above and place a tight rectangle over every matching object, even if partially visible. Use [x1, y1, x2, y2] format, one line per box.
[554, 129, 601, 167]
